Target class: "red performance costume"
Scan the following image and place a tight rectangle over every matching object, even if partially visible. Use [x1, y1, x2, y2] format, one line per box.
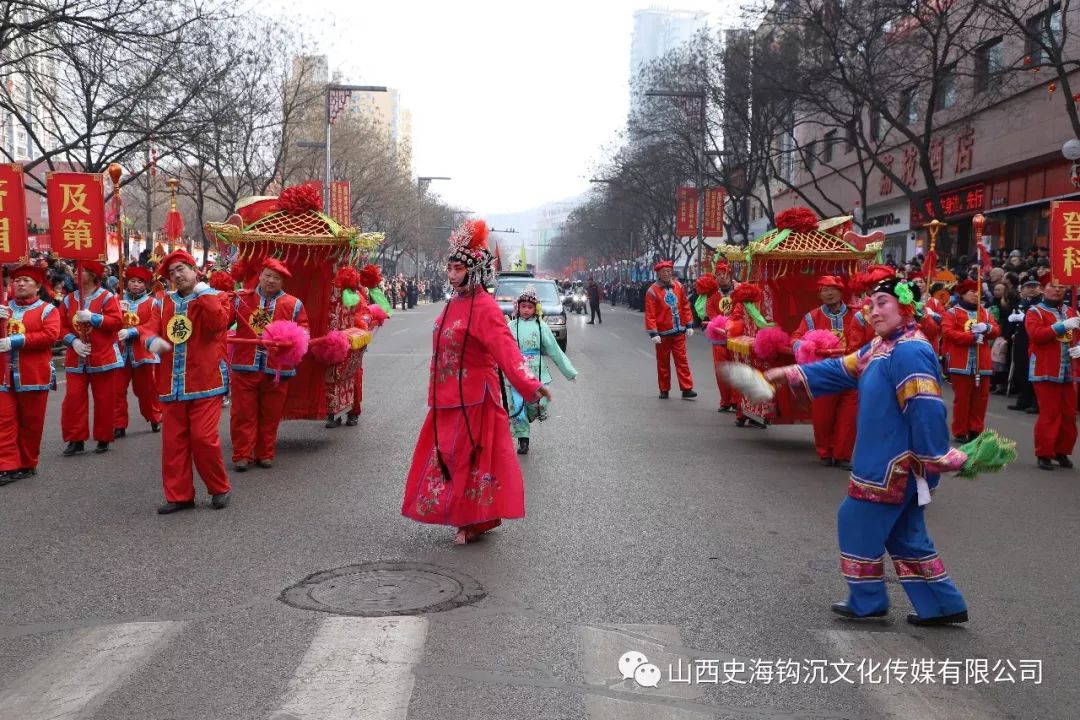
[940, 280, 999, 441]
[229, 258, 309, 467]
[1025, 298, 1079, 466]
[702, 263, 741, 410]
[143, 250, 232, 511]
[0, 266, 61, 481]
[644, 260, 695, 397]
[790, 276, 869, 466]
[114, 266, 162, 435]
[60, 261, 123, 452]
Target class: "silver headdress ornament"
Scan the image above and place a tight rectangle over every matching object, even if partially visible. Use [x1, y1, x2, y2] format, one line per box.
[447, 218, 494, 287]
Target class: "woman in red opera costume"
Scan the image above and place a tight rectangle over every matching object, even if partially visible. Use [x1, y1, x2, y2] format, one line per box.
[401, 219, 551, 545]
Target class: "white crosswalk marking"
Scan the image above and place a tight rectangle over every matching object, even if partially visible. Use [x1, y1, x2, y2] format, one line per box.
[579, 623, 711, 719]
[269, 616, 428, 720]
[815, 629, 1004, 720]
[0, 621, 180, 720]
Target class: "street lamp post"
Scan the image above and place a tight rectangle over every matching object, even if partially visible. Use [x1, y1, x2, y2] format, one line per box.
[645, 89, 707, 276]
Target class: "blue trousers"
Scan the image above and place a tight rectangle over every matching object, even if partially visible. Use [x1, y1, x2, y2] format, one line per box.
[838, 478, 967, 618]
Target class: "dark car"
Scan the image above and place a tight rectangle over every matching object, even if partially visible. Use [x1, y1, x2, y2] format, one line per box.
[494, 277, 568, 350]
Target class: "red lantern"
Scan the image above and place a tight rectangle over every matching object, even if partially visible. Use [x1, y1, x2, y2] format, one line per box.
[1050, 83, 1058, 94]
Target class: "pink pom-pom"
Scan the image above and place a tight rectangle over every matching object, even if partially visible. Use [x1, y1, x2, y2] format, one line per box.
[796, 329, 841, 365]
[309, 330, 351, 365]
[368, 304, 389, 327]
[263, 320, 310, 368]
[752, 326, 791, 361]
[705, 314, 729, 344]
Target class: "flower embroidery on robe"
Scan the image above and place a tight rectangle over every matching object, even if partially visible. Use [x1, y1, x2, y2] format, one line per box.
[432, 319, 468, 385]
[415, 449, 449, 516]
[463, 468, 499, 506]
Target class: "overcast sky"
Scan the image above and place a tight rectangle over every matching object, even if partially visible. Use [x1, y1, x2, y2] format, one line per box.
[269, 1, 745, 216]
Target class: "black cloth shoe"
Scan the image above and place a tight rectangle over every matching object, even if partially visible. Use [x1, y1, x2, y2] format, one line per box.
[94, 442, 110, 454]
[157, 500, 195, 514]
[325, 415, 342, 428]
[658, 391, 669, 399]
[681, 389, 698, 399]
[211, 492, 230, 509]
[345, 414, 359, 426]
[6, 468, 33, 482]
[0, 471, 13, 487]
[113, 428, 126, 439]
[234, 460, 250, 472]
[517, 438, 529, 455]
[831, 601, 887, 619]
[836, 459, 853, 471]
[63, 441, 84, 456]
[907, 611, 968, 626]
[255, 459, 273, 468]
[1025, 407, 1039, 414]
[151, 422, 161, 433]
[1056, 454, 1074, 469]
[746, 419, 767, 429]
[820, 457, 834, 467]
[953, 435, 968, 444]
[1038, 457, 1056, 471]
[1007, 404, 1028, 411]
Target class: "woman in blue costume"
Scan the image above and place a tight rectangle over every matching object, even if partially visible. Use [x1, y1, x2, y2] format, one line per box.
[765, 275, 970, 626]
[504, 286, 577, 455]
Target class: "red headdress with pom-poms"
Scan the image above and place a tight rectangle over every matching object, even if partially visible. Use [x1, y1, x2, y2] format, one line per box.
[277, 184, 323, 215]
[447, 218, 495, 287]
[731, 283, 763, 305]
[775, 206, 819, 234]
[358, 264, 383, 289]
[208, 270, 234, 292]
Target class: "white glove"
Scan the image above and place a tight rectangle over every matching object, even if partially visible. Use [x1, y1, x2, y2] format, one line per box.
[1008, 312, 1025, 322]
[1065, 317, 1080, 331]
[0, 305, 10, 320]
[0, 338, 10, 352]
[148, 337, 172, 354]
[1070, 346, 1080, 359]
[74, 309, 92, 323]
[118, 327, 136, 341]
[119, 301, 131, 312]
[971, 322, 990, 334]
[686, 327, 694, 337]
[72, 338, 91, 357]
[193, 282, 209, 294]
[652, 336, 662, 345]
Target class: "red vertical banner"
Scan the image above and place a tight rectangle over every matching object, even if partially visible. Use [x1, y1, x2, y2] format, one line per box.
[1050, 200, 1080, 285]
[0, 164, 30, 263]
[703, 187, 725, 238]
[330, 181, 351, 226]
[47, 172, 107, 260]
[676, 186, 697, 237]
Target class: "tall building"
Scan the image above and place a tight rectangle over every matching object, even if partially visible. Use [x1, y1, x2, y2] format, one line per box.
[347, 88, 413, 170]
[628, 7, 708, 112]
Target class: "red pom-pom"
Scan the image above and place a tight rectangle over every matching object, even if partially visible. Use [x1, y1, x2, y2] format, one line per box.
[230, 261, 249, 282]
[368, 304, 389, 327]
[732, 283, 762, 304]
[705, 314, 728, 344]
[309, 330, 351, 365]
[752, 326, 791, 361]
[465, 219, 490, 250]
[335, 266, 362, 291]
[796, 329, 841, 364]
[208, 271, 234, 292]
[278, 184, 323, 215]
[359, 264, 383, 289]
[695, 273, 719, 296]
[775, 207, 819, 234]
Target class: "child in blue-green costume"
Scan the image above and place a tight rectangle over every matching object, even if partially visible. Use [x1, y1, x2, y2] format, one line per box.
[505, 287, 577, 455]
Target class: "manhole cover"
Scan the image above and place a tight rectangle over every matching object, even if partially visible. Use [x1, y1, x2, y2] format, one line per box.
[280, 561, 486, 616]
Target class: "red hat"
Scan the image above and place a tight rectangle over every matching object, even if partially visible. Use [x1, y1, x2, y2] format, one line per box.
[955, 279, 979, 295]
[907, 271, 925, 281]
[260, 258, 292, 279]
[81, 260, 105, 279]
[816, 275, 845, 290]
[125, 266, 154, 284]
[654, 260, 674, 272]
[11, 264, 46, 286]
[158, 249, 198, 277]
